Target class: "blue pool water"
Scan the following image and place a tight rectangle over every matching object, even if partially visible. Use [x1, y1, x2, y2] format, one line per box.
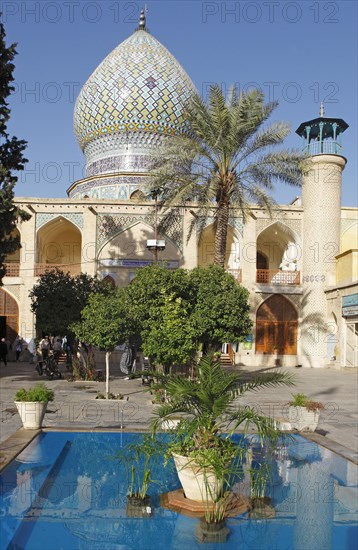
[0, 432, 357, 550]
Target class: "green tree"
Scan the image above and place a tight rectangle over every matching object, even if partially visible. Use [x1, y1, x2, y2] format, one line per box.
[126, 264, 192, 335]
[126, 264, 252, 367]
[72, 289, 136, 397]
[0, 19, 30, 284]
[29, 268, 109, 336]
[141, 292, 197, 373]
[189, 265, 252, 352]
[149, 84, 303, 266]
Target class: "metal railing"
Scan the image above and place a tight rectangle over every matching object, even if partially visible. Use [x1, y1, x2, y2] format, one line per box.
[305, 140, 342, 156]
[256, 269, 300, 285]
[3, 263, 20, 277]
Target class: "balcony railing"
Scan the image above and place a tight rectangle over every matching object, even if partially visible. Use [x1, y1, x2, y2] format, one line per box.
[34, 263, 82, 276]
[304, 140, 342, 156]
[226, 269, 242, 283]
[3, 263, 20, 277]
[256, 269, 300, 285]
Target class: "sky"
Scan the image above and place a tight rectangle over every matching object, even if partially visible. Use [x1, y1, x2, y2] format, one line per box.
[2, 0, 357, 206]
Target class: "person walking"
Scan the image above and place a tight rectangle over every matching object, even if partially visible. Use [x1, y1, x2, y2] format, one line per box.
[0, 338, 8, 366]
[53, 336, 62, 363]
[39, 336, 51, 360]
[14, 336, 22, 362]
[28, 338, 37, 364]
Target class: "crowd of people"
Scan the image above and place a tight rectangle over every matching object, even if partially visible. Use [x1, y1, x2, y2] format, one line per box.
[0, 334, 73, 367]
[0, 335, 23, 366]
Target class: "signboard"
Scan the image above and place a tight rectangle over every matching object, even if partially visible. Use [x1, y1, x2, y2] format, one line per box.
[342, 294, 358, 308]
[242, 342, 252, 350]
[242, 334, 253, 350]
[342, 294, 358, 317]
[100, 259, 179, 269]
[342, 306, 358, 317]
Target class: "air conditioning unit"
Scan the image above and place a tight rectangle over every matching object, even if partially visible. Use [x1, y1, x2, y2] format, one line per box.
[146, 239, 166, 250]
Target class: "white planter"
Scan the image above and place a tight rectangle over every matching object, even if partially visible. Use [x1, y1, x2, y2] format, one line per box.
[161, 417, 181, 430]
[15, 401, 48, 429]
[288, 406, 320, 432]
[173, 453, 224, 503]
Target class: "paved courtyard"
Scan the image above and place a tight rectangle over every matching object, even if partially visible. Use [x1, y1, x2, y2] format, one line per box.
[1, 359, 357, 468]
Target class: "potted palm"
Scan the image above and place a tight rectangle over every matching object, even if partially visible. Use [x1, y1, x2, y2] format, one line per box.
[287, 393, 324, 432]
[151, 354, 295, 505]
[14, 383, 54, 429]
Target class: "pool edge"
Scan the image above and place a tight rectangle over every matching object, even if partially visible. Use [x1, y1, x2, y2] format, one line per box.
[1, 428, 357, 474]
[0, 429, 40, 472]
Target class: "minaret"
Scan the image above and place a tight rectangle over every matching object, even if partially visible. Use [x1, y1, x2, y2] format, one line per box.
[296, 108, 348, 368]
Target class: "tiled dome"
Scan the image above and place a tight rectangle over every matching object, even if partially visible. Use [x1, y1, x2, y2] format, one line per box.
[73, 14, 196, 182]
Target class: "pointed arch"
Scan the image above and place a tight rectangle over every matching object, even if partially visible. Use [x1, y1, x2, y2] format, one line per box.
[36, 216, 82, 275]
[198, 222, 241, 269]
[130, 189, 145, 201]
[97, 220, 181, 260]
[0, 288, 19, 341]
[256, 294, 298, 355]
[103, 275, 116, 288]
[257, 221, 301, 270]
[3, 229, 21, 276]
[4, 228, 21, 263]
[341, 221, 358, 253]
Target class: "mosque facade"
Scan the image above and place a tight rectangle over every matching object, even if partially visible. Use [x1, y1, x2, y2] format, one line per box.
[1, 14, 357, 368]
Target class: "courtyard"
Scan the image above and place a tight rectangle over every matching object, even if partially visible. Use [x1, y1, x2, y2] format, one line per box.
[1, 359, 357, 467]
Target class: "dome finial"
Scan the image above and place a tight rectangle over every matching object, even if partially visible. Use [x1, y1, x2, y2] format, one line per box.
[139, 8, 146, 30]
[319, 102, 325, 117]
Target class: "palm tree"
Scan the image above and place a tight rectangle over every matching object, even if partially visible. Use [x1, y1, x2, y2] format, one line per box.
[150, 354, 295, 504]
[149, 84, 304, 266]
[152, 353, 295, 443]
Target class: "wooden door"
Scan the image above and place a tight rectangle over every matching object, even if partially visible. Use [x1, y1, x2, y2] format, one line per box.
[256, 295, 297, 355]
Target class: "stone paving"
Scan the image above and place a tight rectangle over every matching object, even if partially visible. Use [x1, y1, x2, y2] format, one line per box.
[1, 360, 357, 469]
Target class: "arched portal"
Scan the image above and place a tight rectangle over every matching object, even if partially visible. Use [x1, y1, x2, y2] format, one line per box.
[198, 224, 240, 269]
[341, 222, 357, 252]
[103, 275, 116, 288]
[257, 222, 300, 270]
[3, 229, 21, 276]
[98, 221, 181, 287]
[0, 289, 19, 341]
[130, 189, 145, 201]
[36, 217, 82, 276]
[256, 295, 298, 355]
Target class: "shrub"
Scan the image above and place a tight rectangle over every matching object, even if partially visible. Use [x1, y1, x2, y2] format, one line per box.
[14, 383, 54, 402]
[289, 393, 324, 411]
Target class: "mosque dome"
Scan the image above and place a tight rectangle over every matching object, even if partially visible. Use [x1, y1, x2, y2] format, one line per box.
[72, 12, 196, 190]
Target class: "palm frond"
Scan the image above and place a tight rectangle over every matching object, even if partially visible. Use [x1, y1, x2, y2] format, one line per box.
[146, 83, 304, 264]
[236, 371, 296, 395]
[226, 406, 281, 443]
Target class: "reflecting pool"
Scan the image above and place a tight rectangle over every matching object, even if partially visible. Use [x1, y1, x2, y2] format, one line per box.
[1, 432, 357, 549]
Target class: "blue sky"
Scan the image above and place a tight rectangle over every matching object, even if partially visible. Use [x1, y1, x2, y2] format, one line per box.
[3, 0, 357, 206]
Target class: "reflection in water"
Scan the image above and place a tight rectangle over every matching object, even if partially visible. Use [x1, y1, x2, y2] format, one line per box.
[0, 433, 357, 550]
[293, 460, 334, 550]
